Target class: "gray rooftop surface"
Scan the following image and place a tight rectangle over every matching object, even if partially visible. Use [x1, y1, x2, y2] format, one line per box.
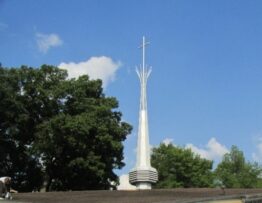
[9, 189, 262, 203]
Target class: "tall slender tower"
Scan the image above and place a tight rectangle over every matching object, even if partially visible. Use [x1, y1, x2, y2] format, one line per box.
[129, 36, 158, 190]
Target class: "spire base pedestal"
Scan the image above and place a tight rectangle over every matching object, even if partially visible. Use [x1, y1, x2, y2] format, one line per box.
[129, 167, 158, 190]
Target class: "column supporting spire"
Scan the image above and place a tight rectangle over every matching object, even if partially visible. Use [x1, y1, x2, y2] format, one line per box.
[129, 36, 158, 190]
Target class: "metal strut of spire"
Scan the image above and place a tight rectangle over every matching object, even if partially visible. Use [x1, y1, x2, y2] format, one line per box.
[129, 36, 158, 190]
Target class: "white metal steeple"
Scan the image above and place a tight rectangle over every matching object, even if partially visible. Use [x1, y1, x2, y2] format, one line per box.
[129, 36, 158, 190]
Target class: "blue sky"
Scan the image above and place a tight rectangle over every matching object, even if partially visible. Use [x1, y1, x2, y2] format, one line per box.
[1, 0, 262, 177]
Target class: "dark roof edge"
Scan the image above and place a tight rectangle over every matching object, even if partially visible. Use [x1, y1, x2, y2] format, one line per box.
[181, 193, 262, 203]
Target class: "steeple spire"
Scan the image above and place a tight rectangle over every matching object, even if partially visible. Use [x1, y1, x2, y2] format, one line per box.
[141, 36, 149, 73]
[129, 36, 158, 190]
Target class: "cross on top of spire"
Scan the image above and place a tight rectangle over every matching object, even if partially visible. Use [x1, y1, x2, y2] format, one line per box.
[139, 36, 150, 71]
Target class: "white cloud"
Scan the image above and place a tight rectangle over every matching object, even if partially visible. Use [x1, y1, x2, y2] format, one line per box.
[185, 137, 229, 162]
[36, 32, 63, 53]
[117, 174, 136, 190]
[252, 137, 262, 162]
[59, 56, 121, 88]
[162, 138, 174, 146]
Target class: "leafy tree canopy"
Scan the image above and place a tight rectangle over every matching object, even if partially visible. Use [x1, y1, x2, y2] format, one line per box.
[0, 65, 132, 191]
[151, 143, 213, 188]
[215, 145, 262, 188]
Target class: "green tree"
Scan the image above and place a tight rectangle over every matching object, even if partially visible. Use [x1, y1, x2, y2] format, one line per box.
[151, 143, 213, 188]
[0, 66, 58, 191]
[33, 74, 132, 191]
[215, 145, 262, 188]
[0, 65, 132, 191]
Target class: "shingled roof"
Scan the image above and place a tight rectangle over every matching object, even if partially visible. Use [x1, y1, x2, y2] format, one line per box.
[10, 188, 262, 203]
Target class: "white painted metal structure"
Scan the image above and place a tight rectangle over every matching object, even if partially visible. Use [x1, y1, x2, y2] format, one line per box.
[129, 36, 158, 190]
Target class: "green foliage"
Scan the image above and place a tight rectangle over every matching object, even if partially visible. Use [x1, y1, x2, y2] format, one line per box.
[255, 178, 262, 188]
[151, 143, 213, 188]
[0, 65, 132, 191]
[0, 66, 51, 191]
[215, 145, 262, 188]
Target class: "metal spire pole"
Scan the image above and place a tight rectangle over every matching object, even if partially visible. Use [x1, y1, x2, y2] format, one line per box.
[129, 36, 158, 190]
[142, 36, 146, 73]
